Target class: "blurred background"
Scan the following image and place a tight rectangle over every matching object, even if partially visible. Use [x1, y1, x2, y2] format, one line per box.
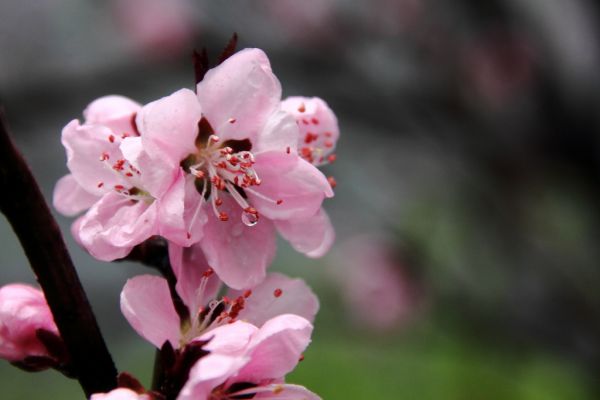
[1, 0, 600, 398]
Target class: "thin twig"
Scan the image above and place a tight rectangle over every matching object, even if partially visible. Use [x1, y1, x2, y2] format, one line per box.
[0, 106, 118, 397]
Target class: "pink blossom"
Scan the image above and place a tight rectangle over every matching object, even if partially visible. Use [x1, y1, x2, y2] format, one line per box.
[91, 388, 150, 400]
[136, 49, 336, 288]
[113, 0, 197, 59]
[177, 314, 320, 400]
[280, 96, 339, 167]
[0, 283, 59, 362]
[54, 95, 198, 261]
[331, 235, 421, 331]
[120, 246, 318, 349]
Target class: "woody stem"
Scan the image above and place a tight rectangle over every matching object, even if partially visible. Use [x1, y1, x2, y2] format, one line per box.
[0, 106, 118, 397]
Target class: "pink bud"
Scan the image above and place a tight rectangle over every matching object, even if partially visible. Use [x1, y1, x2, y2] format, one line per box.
[0, 283, 59, 362]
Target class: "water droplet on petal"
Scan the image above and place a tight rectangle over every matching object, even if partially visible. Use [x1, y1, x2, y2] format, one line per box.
[241, 211, 258, 227]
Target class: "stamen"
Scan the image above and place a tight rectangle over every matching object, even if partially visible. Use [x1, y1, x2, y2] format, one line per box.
[273, 288, 282, 298]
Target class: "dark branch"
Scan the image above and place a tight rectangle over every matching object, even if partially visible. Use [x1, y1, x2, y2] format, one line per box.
[0, 106, 117, 397]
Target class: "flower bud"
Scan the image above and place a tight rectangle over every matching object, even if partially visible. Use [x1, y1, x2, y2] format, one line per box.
[0, 283, 60, 363]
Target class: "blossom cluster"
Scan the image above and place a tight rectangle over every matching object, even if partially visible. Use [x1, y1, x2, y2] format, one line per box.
[0, 48, 338, 399]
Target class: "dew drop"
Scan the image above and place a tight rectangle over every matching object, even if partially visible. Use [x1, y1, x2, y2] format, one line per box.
[241, 211, 259, 227]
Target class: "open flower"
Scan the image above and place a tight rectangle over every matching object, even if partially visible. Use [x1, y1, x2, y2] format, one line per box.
[53, 95, 201, 261]
[177, 314, 320, 400]
[0, 283, 60, 363]
[120, 246, 319, 349]
[135, 48, 335, 288]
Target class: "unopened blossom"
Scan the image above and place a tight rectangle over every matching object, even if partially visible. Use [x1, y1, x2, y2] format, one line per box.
[0, 283, 59, 362]
[136, 48, 336, 288]
[54, 95, 201, 261]
[120, 245, 319, 349]
[177, 314, 320, 400]
[91, 388, 150, 400]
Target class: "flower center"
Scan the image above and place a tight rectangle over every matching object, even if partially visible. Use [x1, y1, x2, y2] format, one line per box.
[97, 134, 154, 203]
[182, 117, 262, 227]
[180, 268, 254, 345]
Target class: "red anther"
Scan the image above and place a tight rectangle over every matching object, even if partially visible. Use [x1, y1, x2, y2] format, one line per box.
[243, 290, 252, 298]
[228, 118, 236, 124]
[302, 119, 309, 125]
[327, 154, 337, 163]
[273, 288, 283, 298]
[286, 146, 291, 154]
[108, 135, 115, 143]
[273, 386, 284, 395]
[297, 103, 306, 113]
[276, 199, 283, 205]
[324, 131, 333, 137]
[219, 212, 229, 222]
[97, 182, 104, 188]
[215, 198, 223, 206]
[122, 132, 130, 139]
[300, 147, 312, 159]
[114, 185, 125, 191]
[125, 172, 133, 177]
[186, 232, 191, 239]
[299, 354, 305, 362]
[304, 132, 319, 144]
[210, 135, 220, 143]
[113, 159, 126, 171]
[244, 207, 258, 215]
[327, 176, 337, 188]
[202, 268, 214, 278]
[222, 296, 230, 304]
[325, 140, 334, 148]
[311, 117, 319, 125]
[99, 152, 110, 161]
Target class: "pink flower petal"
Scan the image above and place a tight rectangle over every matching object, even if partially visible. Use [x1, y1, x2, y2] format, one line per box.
[250, 384, 321, 400]
[158, 173, 206, 247]
[228, 273, 319, 326]
[61, 120, 128, 196]
[197, 320, 258, 357]
[83, 95, 141, 135]
[178, 354, 250, 400]
[252, 109, 300, 154]
[275, 208, 334, 258]
[168, 242, 220, 313]
[234, 314, 313, 383]
[120, 275, 181, 348]
[137, 88, 202, 167]
[119, 136, 177, 198]
[196, 48, 282, 142]
[247, 151, 333, 220]
[76, 192, 158, 261]
[53, 174, 99, 217]
[199, 196, 276, 290]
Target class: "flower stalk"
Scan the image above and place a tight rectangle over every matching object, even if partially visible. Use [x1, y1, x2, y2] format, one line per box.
[0, 106, 118, 397]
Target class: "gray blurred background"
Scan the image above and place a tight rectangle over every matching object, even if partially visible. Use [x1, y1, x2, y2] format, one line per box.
[2, 0, 600, 398]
